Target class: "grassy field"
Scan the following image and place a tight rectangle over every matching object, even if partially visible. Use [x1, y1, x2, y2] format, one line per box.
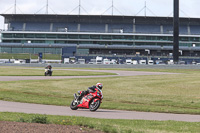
[0, 66, 199, 114]
[0, 66, 200, 133]
[0, 112, 199, 133]
[0, 66, 116, 76]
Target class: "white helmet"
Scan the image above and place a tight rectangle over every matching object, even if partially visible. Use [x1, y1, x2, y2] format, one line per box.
[96, 83, 103, 90]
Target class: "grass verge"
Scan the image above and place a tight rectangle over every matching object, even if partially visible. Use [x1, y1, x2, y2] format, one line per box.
[0, 112, 199, 133]
[0, 66, 116, 76]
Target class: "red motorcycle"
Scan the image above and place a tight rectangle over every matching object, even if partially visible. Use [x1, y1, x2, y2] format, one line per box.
[70, 88, 103, 111]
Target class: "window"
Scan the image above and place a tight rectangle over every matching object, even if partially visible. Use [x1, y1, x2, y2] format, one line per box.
[79, 41, 91, 44]
[24, 34, 34, 38]
[57, 34, 67, 39]
[32, 40, 45, 43]
[55, 41, 65, 44]
[34, 48, 45, 53]
[124, 36, 133, 40]
[189, 37, 199, 42]
[146, 36, 152, 40]
[135, 36, 146, 40]
[91, 35, 100, 39]
[168, 37, 173, 41]
[35, 34, 46, 38]
[12, 48, 23, 53]
[102, 35, 111, 40]
[68, 41, 78, 44]
[46, 34, 57, 38]
[112, 35, 124, 40]
[23, 48, 34, 53]
[146, 36, 157, 40]
[1, 47, 12, 53]
[79, 35, 90, 39]
[180, 37, 188, 41]
[2, 33, 13, 38]
[157, 36, 168, 40]
[13, 34, 23, 38]
[68, 34, 78, 39]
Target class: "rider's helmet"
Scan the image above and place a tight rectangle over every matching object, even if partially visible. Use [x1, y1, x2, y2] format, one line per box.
[47, 65, 52, 69]
[96, 83, 103, 90]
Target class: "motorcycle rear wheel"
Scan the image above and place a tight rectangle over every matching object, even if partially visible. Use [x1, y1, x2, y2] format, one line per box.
[89, 99, 100, 111]
[70, 100, 78, 110]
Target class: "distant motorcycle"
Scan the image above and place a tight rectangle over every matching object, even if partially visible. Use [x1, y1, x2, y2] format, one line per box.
[44, 68, 53, 76]
[70, 89, 103, 111]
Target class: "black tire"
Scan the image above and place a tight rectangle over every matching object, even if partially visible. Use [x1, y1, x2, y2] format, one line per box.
[70, 100, 78, 110]
[50, 71, 52, 76]
[44, 72, 47, 76]
[89, 99, 100, 112]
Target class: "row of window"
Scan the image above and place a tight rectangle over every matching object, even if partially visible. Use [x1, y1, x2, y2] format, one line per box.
[0, 47, 61, 54]
[2, 33, 200, 42]
[2, 39, 198, 47]
[1, 47, 200, 57]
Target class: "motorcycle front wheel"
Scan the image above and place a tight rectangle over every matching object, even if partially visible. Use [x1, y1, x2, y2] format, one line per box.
[89, 99, 100, 112]
[70, 100, 78, 110]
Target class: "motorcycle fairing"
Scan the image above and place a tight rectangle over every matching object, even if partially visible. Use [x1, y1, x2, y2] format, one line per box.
[77, 93, 98, 108]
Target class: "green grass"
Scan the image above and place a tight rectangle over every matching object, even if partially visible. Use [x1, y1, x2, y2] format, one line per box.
[0, 67, 200, 132]
[0, 112, 199, 133]
[0, 66, 116, 76]
[0, 67, 200, 114]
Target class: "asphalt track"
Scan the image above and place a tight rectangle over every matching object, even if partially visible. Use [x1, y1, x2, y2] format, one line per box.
[1, 100, 200, 122]
[0, 69, 200, 122]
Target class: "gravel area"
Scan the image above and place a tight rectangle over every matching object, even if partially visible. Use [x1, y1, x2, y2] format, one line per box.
[0, 121, 104, 133]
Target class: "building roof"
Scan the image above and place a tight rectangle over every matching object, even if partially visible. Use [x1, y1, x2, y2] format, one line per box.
[1, 14, 200, 25]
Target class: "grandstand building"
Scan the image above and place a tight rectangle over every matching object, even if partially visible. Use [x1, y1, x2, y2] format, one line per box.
[1, 14, 200, 62]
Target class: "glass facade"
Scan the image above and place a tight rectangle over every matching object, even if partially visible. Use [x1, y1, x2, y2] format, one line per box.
[0, 47, 61, 54]
[1, 31, 200, 57]
[2, 32, 200, 47]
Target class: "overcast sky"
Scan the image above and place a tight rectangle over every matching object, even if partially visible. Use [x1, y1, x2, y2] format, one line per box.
[0, 0, 200, 29]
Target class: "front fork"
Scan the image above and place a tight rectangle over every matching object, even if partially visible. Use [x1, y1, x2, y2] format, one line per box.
[73, 93, 82, 104]
[73, 93, 78, 103]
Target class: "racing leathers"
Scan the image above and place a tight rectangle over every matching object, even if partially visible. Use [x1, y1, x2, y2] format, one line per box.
[77, 86, 96, 101]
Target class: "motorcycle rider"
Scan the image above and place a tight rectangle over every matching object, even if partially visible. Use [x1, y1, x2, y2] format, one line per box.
[45, 65, 53, 76]
[45, 65, 52, 70]
[77, 83, 103, 101]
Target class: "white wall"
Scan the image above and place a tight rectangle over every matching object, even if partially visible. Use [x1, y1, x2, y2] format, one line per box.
[0, 16, 4, 30]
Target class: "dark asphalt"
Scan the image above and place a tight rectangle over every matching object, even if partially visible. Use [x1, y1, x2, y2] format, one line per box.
[0, 100, 199, 122]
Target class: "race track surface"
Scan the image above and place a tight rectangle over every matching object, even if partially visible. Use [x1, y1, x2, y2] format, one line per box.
[0, 69, 199, 122]
[0, 100, 199, 122]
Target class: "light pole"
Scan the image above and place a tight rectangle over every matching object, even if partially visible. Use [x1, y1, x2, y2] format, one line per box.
[173, 0, 179, 63]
